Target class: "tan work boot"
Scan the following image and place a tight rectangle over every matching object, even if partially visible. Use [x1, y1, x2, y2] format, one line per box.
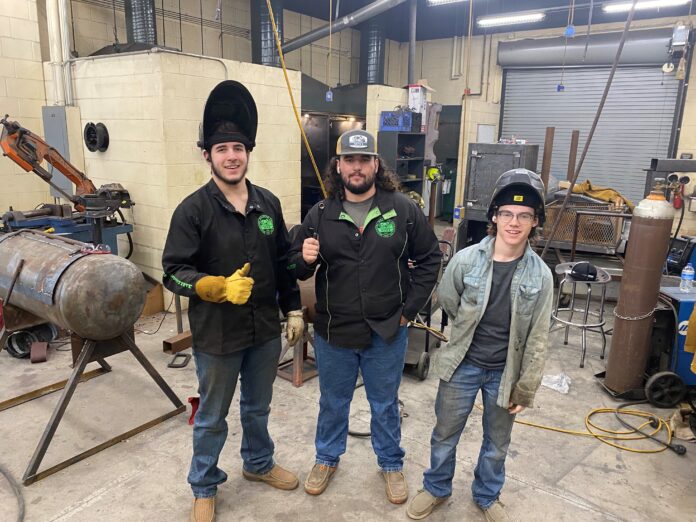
[242, 464, 299, 490]
[382, 470, 409, 504]
[303, 463, 337, 495]
[406, 489, 447, 520]
[482, 500, 511, 522]
[190, 497, 215, 522]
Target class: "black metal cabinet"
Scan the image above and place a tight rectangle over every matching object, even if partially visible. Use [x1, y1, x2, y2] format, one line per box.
[379, 131, 426, 194]
[463, 143, 539, 222]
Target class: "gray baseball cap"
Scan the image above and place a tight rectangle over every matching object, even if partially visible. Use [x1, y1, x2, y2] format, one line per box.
[336, 130, 378, 156]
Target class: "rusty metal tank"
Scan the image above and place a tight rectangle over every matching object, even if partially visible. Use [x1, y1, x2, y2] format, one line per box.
[605, 190, 674, 393]
[0, 230, 146, 340]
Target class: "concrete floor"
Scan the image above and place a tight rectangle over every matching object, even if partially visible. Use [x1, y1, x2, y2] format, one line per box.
[1, 302, 695, 522]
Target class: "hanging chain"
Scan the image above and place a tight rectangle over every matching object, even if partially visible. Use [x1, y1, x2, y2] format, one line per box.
[613, 307, 658, 321]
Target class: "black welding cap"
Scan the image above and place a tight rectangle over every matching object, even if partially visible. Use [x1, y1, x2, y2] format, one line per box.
[198, 80, 258, 152]
[488, 168, 546, 225]
[570, 261, 598, 282]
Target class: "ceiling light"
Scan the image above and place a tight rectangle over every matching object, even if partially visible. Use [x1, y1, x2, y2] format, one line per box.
[602, 0, 691, 13]
[477, 12, 546, 28]
[426, 0, 465, 6]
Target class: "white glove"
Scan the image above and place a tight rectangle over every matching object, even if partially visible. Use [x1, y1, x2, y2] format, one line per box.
[286, 310, 305, 346]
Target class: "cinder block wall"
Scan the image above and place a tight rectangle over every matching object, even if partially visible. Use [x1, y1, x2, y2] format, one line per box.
[0, 0, 49, 212]
[67, 51, 301, 282]
[365, 84, 408, 139]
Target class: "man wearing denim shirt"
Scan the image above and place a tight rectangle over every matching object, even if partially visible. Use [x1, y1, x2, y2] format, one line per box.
[407, 169, 553, 521]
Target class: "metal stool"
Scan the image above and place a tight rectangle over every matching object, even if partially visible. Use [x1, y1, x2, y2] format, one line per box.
[552, 262, 611, 368]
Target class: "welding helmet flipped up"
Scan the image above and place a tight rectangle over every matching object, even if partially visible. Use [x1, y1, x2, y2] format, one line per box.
[197, 80, 258, 152]
[487, 168, 546, 226]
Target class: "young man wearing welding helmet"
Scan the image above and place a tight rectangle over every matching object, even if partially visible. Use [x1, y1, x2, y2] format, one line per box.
[407, 169, 554, 521]
[162, 81, 304, 522]
[289, 130, 441, 504]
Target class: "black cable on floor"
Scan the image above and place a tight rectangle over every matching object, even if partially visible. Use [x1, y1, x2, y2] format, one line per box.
[0, 463, 24, 522]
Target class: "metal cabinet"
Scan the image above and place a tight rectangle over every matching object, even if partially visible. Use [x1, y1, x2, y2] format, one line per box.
[463, 143, 539, 223]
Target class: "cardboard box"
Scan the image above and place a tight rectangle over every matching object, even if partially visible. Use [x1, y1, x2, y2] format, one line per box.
[141, 283, 164, 316]
[407, 80, 435, 133]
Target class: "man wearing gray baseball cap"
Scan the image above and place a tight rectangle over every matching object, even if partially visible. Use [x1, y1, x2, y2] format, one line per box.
[289, 129, 441, 504]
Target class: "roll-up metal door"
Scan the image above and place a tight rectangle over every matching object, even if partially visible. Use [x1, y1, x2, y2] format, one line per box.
[501, 67, 679, 204]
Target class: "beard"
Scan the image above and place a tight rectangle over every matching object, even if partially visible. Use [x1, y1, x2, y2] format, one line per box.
[341, 171, 376, 195]
[211, 163, 247, 186]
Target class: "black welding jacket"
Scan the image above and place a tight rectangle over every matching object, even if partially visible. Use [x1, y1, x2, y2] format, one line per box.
[289, 189, 441, 349]
[162, 179, 301, 354]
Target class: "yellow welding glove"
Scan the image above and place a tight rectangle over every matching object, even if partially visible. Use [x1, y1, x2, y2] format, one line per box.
[225, 262, 254, 305]
[194, 276, 227, 303]
[286, 310, 305, 346]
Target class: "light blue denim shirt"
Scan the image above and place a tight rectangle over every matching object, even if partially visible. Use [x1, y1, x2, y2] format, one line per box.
[435, 235, 554, 408]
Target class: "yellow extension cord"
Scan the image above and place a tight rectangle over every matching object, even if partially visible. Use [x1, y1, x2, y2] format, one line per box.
[475, 404, 674, 454]
[265, 0, 327, 198]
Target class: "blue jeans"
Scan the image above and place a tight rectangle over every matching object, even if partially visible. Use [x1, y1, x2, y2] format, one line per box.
[188, 337, 281, 498]
[313, 326, 408, 471]
[423, 361, 516, 509]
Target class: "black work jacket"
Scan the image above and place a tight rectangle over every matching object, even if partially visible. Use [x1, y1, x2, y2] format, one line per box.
[289, 189, 441, 349]
[162, 179, 300, 354]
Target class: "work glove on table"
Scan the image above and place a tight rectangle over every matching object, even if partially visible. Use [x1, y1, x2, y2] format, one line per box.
[225, 262, 254, 304]
[286, 310, 305, 346]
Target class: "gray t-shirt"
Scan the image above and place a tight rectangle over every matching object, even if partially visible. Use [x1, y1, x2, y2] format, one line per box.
[464, 257, 521, 370]
[342, 196, 374, 232]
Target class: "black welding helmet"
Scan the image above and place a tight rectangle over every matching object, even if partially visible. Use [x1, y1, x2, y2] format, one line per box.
[198, 80, 258, 152]
[570, 261, 598, 282]
[487, 168, 546, 226]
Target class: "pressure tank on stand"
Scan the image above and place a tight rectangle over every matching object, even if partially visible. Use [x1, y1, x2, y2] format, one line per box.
[605, 190, 674, 393]
[0, 230, 146, 340]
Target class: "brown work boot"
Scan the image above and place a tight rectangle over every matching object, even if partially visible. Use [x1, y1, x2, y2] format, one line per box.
[382, 470, 409, 504]
[190, 497, 215, 522]
[303, 463, 337, 495]
[242, 464, 299, 490]
[406, 489, 447, 520]
[482, 500, 511, 522]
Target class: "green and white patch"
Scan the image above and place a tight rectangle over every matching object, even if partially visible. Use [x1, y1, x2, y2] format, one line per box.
[257, 214, 275, 235]
[375, 217, 396, 238]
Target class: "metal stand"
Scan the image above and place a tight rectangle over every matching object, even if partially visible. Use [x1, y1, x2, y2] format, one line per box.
[277, 308, 317, 387]
[21, 332, 185, 485]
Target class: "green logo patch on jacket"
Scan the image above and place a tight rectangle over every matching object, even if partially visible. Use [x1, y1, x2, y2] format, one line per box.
[375, 217, 396, 238]
[258, 214, 274, 235]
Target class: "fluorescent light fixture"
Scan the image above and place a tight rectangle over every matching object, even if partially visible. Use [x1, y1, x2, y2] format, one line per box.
[477, 11, 546, 28]
[426, 0, 465, 6]
[602, 0, 691, 13]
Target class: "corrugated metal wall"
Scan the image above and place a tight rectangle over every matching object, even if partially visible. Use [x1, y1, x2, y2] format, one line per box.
[501, 67, 679, 204]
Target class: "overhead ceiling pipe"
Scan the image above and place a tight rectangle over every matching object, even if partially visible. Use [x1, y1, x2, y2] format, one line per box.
[251, 0, 284, 67]
[407, 0, 416, 84]
[125, 0, 158, 45]
[360, 17, 386, 84]
[281, 0, 407, 54]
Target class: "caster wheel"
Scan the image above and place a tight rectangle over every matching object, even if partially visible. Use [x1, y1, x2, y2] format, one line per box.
[645, 371, 685, 408]
[416, 352, 430, 381]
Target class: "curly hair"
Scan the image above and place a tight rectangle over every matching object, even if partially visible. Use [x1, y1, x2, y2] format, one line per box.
[323, 156, 401, 199]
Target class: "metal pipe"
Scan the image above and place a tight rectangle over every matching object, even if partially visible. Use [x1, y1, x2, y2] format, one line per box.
[251, 0, 283, 67]
[46, 0, 65, 105]
[281, 0, 407, 54]
[58, 0, 73, 105]
[567, 130, 580, 182]
[360, 17, 385, 84]
[540, 126, 555, 190]
[408, 0, 416, 85]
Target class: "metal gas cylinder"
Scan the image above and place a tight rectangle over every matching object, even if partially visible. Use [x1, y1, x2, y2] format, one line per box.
[605, 190, 674, 393]
[0, 230, 146, 340]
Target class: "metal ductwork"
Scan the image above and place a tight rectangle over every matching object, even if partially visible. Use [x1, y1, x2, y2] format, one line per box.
[360, 17, 386, 85]
[125, 0, 157, 45]
[251, 0, 283, 67]
[498, 28, 673, 68]
[282, 0, 407, 54]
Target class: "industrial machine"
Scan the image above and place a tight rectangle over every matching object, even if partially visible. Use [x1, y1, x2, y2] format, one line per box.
[457, 143, 539, 250]
[0, 116, 134, 255]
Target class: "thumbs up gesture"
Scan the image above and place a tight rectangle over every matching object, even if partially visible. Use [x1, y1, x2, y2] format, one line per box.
[225, 262, 254, 305]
